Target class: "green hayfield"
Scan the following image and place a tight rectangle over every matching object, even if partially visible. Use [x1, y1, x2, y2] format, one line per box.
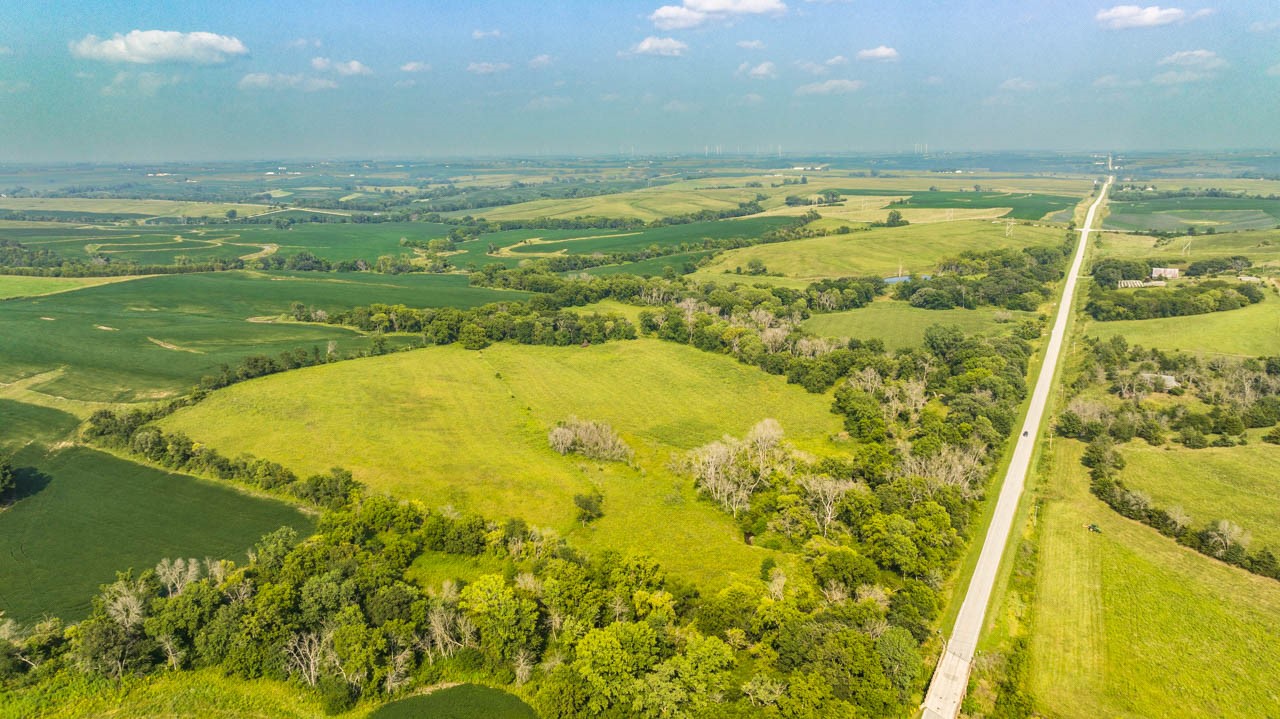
[0, 444, 314, 623]
[1029, 442, 1280, 718]
[0, 197, 267, 219]
[1117, 439, 1280, 549]
[0, 271, 528, 403]
[801, 300, 1035, 350]
[161, 340, 843, 587]
[1093, 227, 1280, 269]
[367, 685, 537, 719]
[507, 217, 796, 256]
[458, 182, 766, 222]
[837, 189, 1078, 221]
[1085, 298, 1280, 358]
[693, 220, 1067, 282]
[0, 275, 140, 300]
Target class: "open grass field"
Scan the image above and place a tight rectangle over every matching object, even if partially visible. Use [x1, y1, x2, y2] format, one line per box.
[0, 668, 339, 719]
[801, 300, 1036, 349]
[692, 219, 1068, 282]
[1027, 442, 1280, 718]
[0, 197, 268, 219]
[583, 249, 717, 277]
[160, 339, 843, 587]
[367, 685, 537, 719]
[1116, 437, 1280, 549]
[1084, 296, 1280, 357]
[0, 443, 315, 624]
[1093, 227, 1280, 269]
[0, 275, 141, 300]
[0, 271, 528, 403]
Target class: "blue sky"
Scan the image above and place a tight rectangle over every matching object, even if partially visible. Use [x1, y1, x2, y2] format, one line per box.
[0, 1, 1277, 161]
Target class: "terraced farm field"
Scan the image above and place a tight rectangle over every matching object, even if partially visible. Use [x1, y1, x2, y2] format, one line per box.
[161, 339, 844, 586]
[0, 197, 268, 220]
[0, 271, 528, 402]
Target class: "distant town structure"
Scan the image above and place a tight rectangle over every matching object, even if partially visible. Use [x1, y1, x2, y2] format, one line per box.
[1151, 267, 1180, 279]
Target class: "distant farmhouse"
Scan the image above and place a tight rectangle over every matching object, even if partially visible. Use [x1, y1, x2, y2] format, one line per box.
[1151, 267, 1180, 279]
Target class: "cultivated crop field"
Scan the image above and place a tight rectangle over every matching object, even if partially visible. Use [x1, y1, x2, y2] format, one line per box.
[1103, 197, 1280, 233]
[505, 216, 796, 256]
[838, 188, 1079, 221]
[801, 300, 1037, 349]
[1028, 443, 1280, 718]
[2, 221, 456, 266]
[1093, 227, 1280, 268]
[0, 271, 527, 402]
[160, 339, 843, 586]
[0, 443, 314, 623]
[0, 274, 139, 300]
[693, 219, 1068, 282]
[454, 181, 765, 222]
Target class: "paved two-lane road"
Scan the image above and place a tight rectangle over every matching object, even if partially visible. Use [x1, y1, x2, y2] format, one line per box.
[921, 176, 1113, 719]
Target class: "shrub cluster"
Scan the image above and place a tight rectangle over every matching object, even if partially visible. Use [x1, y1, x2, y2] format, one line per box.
[547, 418, 633, 463]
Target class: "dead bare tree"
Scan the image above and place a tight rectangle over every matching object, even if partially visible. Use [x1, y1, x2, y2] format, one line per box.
[283, 630, 328, 687]
[797, 475, 859, 537]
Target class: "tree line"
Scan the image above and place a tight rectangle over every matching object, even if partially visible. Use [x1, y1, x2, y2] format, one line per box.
[892, 240, 1074, 312]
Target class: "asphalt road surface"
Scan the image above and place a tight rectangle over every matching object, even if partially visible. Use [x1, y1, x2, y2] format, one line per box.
[920, 177, 1113, 719]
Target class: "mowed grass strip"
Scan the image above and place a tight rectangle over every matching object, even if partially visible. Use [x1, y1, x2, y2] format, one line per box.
[1117, 438, 1280, 549]
[694, 220, 1067, 281]
[801, 300, 1035, 350]
[0, 444, 315, 624]
[0, 271, 528, 402]
[161, 340, 842, 586]
[1029, 442, 1280, 718]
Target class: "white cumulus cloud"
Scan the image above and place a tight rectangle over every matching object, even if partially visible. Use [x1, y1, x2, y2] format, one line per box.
[102, 70, 180, 96]
[999, 77, 1037, 91]
[737, 39, 766, 50]
[1158, 49, 1226, 69]
[527, 95, 570, 110]
[650, 0, 787, 30]
[1095, 5, 1204, 29]
[1093, 74, 1142, 88]
[796, 60, 827, 75]
[741, 92, 764, 105]
[825, 55, 848, 66]
[400, 61, 430, 73]
[528, 54, 553, 69]
[626, 36, 688, 57]
[738, 61, 776, 79]
[795, 78, 864, 95]
[70, 30, 248, 64]
[1152, 70, 1210, 84]
[856, 45, 899, 61]
[311, 57, 372, 76]
[238, 73, 337, 91]
[467, 61, 511, 74]
[472, 29, 502, 39]
[1249, 20, 1280, 33]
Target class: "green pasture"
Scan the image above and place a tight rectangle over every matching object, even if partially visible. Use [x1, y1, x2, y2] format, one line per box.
[0, 271, 528, 402]
[801, 300, 1036, 349]
[0, 443, 314, 624]
[693, 219, 1067, 282]
[1117, 438, 1280, 549]
[1084, 297, 1280, 358]
[367, 685, 538, 719]
[583, 250, 717, 277]
[161, 339, 842, 587]
[1028, 442, 1280, 718]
